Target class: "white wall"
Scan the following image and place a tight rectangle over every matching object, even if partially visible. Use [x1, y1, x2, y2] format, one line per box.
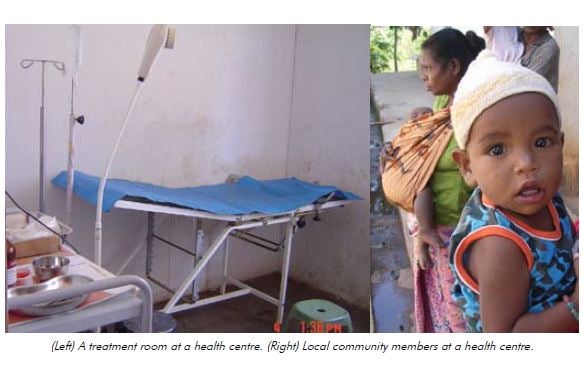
[5, 24, 370, 306]
[286, 25, 370, 308]
[555, 27, 579, 194]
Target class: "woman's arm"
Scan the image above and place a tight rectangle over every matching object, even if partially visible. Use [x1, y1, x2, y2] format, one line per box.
[468, 235, 578, 332]
[414, 185, 444, 249]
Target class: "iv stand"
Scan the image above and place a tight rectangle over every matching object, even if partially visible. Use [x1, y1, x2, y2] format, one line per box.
[20, 59, 65, 213]
[66, 79, 85, 226]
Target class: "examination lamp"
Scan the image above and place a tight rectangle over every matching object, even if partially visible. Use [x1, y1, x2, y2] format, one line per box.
[94, 25, 175, 266]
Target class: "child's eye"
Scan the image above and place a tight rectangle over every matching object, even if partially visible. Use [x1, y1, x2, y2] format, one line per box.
[535, 137, 552, 148]
[488, 144, 505, 156]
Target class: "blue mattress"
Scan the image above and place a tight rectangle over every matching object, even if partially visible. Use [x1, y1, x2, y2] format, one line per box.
[52, 171, 360, 215]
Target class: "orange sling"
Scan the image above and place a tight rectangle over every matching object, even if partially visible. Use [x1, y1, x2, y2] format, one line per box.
[380, 108, 453, 213]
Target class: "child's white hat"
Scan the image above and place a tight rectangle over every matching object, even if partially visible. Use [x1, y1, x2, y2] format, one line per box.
[451, 50, 560, 150]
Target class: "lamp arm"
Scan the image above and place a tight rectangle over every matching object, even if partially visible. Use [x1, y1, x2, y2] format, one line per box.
[94, 81, 143, 266]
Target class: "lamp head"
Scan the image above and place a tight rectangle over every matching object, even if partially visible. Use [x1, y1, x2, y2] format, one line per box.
[137, 24, 175, 82]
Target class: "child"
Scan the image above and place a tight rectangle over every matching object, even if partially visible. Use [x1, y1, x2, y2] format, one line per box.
[448, 51, 578, 332]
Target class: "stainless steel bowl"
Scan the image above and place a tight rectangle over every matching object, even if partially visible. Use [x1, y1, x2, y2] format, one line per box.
[7, 274, 93, 316]
[32, 255, 70, 282]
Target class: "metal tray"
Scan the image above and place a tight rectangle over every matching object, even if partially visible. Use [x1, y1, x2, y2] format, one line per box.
[7, 274, 93, 316]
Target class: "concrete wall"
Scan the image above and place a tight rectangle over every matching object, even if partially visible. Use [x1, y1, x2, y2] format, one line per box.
[285, 25, 370, 308]
[5, 25, 369, 306]
[555, 27, 579, 196]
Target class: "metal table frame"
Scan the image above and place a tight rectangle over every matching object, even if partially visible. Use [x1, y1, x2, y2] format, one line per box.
[114, 199, 350, 323]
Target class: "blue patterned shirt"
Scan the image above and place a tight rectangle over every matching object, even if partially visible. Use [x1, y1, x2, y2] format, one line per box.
[448, 188, 576, 332]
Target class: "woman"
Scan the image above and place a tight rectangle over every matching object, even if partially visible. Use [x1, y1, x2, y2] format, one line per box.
[399, 28, 484, 332]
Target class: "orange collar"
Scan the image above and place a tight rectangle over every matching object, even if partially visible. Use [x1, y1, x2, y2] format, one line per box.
[481, 193, 561, 241]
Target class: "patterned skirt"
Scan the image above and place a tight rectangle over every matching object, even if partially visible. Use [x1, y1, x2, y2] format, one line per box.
[414, 225, 467, 332]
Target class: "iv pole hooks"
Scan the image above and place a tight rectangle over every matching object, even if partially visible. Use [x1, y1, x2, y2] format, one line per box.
[20, 59, 65, 71]
[20, 58, 65, 213]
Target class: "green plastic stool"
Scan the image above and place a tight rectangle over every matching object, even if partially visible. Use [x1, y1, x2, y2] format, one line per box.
[284, 299, 353, 333]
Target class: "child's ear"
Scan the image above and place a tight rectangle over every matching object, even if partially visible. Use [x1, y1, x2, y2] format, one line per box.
[560, 131, 565, 147]
[452, 148, 477, 187]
